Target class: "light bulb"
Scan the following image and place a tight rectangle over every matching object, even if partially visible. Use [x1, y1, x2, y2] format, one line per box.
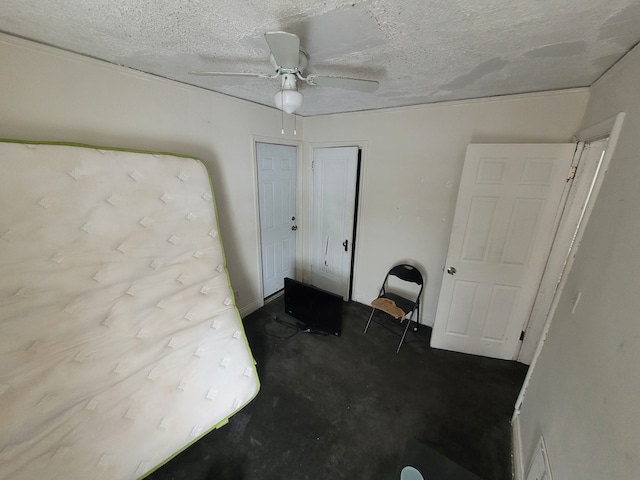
[274, 89, 303, 114]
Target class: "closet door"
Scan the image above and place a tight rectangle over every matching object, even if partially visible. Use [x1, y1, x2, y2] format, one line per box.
[257, 142, 297, 298]
[310, 146, 359, 299]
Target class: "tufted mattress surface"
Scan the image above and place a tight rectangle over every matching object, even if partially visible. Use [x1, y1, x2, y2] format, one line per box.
[0, 142, 259, 480]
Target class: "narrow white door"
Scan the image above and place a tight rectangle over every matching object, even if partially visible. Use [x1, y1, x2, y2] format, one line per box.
[311, 146, 359, 299]
[256, 142, 297, 298]
[431, 143, 575, 360]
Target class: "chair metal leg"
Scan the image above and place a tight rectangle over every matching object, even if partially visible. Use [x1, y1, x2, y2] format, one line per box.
[397, 317, 412, 353]
[396, 310, 415, 353]
[364, 308, 376, 333]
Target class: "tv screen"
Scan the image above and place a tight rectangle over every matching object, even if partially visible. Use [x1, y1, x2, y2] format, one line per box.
[284, 278, 343, 336]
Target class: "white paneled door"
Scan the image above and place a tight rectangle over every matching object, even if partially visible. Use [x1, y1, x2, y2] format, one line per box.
[431, 144, 575, 359]
[256, 142, 297, 298]
[311, 146, 359, 299]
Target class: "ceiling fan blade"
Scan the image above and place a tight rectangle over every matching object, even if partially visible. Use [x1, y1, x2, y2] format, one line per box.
[188, 71, 272, 78]
[306, 75, 379, 93]
[264, 31, 300, 70]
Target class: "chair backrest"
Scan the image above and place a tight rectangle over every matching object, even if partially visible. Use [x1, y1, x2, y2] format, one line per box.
[388, 264, 423, 286]
[382, 264, 424, 302]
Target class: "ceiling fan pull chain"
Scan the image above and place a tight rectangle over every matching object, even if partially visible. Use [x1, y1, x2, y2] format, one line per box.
[294, 114, 297, 136]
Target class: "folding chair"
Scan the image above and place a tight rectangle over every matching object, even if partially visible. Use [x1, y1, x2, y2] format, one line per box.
[364, 264, 424, 352]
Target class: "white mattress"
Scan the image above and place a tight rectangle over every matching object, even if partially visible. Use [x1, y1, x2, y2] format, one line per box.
[0, 142, 259, 480]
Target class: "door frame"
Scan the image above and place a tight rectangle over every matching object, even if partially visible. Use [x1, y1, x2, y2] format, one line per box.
[511, 112, 625, 479]
[516, 112, 626, 363]
[251, 135, 303, 310]
[303, 141, 368, 300]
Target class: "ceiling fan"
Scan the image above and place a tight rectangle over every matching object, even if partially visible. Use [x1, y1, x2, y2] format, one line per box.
[189, 31, 379, 114]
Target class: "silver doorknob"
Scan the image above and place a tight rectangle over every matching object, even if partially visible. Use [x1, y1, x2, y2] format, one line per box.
[446, 266, 457, 275]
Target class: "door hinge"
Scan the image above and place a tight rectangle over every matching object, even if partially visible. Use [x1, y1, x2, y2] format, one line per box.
[520, 331, 526, 341]
[311, 160, 315, 170]
[566, 165, 577, 182]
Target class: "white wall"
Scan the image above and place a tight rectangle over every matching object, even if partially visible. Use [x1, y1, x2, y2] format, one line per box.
[516, 44, 640, 479]
[303, 92, 588, 325]
[0, 34, 592, 331]
[0, 34, 303, 316]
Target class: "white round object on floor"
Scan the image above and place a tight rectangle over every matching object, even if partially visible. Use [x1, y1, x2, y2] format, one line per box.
[400, 465, 425, 480]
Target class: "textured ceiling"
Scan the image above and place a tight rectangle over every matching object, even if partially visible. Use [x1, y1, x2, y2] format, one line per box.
[2, 0, 640, 116]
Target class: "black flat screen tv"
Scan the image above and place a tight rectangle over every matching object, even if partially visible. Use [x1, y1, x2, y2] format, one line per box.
[284, 277, 343, 336]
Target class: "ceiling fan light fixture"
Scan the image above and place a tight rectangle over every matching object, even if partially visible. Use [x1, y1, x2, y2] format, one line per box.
[274, 89, 303, 114]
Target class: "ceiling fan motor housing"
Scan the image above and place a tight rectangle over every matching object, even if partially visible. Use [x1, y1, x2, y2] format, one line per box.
[280, 73, 298, 91]
[269, 48, 308, 74]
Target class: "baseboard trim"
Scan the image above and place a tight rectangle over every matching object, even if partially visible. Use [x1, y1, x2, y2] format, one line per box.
[238, 298, 263, 318]
[512, 413, 525, 480]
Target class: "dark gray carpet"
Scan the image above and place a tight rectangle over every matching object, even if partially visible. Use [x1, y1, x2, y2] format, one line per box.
[146, 297, 527, 480]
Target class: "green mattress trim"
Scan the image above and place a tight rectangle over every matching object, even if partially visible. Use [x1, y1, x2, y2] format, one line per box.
[0, 138, 195, 160]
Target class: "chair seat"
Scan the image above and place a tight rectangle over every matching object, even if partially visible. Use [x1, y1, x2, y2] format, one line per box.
[371, 297, 406, 319]
[381, 293, 417, 317]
